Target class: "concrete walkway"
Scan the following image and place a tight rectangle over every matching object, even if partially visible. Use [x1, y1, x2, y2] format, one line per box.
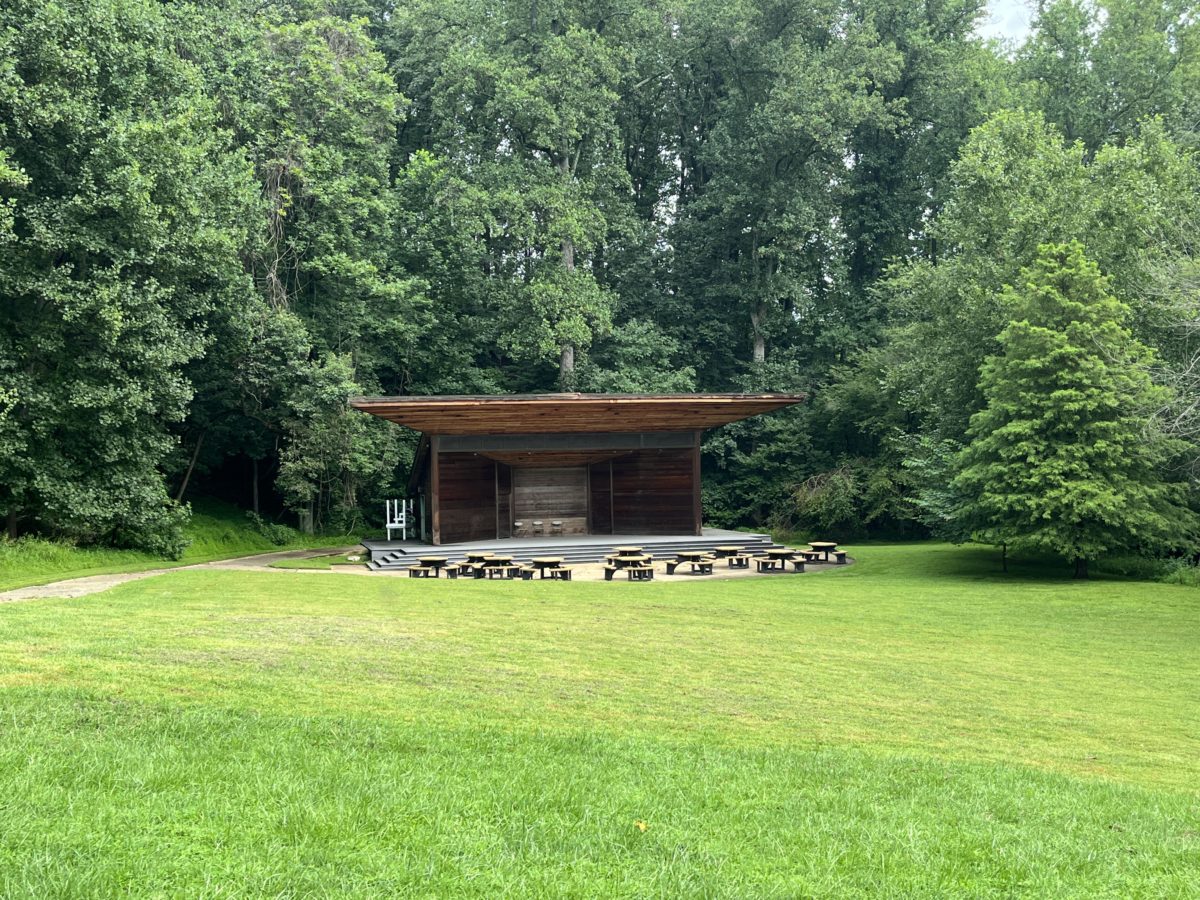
[0, 547, 357, 603]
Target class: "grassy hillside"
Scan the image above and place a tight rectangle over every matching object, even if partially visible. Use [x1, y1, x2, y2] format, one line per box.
[0, 499, 355, 591]
[0, 545, 1195, 895]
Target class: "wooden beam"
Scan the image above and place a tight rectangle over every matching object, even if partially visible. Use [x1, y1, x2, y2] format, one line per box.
[349, 393, 805, 436]
[692, 431, 703, 536]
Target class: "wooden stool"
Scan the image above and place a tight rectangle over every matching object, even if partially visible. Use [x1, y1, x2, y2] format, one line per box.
[531, 520, 544, 535]
[550, 520, 563, 535]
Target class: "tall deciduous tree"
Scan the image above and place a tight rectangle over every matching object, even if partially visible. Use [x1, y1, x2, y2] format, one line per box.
[670, 0, 902, 375]
[0, 0, 258, 553]
[1018, 0, 1200, 152]
[953, 243, 1195, 577]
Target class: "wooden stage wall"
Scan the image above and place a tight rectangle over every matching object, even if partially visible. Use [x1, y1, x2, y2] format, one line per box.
[429, 441, 702, 544]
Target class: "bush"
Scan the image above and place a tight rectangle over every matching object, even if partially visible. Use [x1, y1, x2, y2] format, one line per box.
[1160, 559, 1200, 587]
[245, 512, 299, 547]
[1095, 554, 1200, 586]
[785, 467, 861, 537]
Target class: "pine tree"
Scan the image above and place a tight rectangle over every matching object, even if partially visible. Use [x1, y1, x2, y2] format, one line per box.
[953, 242, 1195, 577]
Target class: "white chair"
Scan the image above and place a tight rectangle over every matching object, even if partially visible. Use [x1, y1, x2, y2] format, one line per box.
[385, 499, 411, 541]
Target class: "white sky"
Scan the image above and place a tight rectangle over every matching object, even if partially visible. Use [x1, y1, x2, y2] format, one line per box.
[978, 0, 1035, 42]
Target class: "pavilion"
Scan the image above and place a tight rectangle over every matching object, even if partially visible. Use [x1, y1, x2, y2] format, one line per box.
[350, 392, 803, 546]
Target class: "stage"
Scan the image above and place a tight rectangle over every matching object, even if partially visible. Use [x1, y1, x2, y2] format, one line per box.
[359, 527, 778, 570]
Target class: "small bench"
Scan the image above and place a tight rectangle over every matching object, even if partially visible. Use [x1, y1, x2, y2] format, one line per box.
[788, 558, 806, 573]
[519, 567, 537, 581]
[627, 565, 654, 581]
[665, 560, 682, 575]
[688, 560, 714, 575]
[484, 565, 520, 580]
[832, 550, 848, 565]
[408, 566, 436, 578]
[801, 550, 823, 563]
[604, 565, 618, 581]
[548, 566, 573, 581]
[727, 554, 750, 569]
[753, 557, 780, 573]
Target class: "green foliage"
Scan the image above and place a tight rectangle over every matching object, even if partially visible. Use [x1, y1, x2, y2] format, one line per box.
[1017, 0, 1200, 151]
[2, 0, 1198, 564]
[953, 243, 1197, 574]
[788, 467, 861, 536]
[244, 512, 299, 547]
[0, 0, 258, 553]
[276, 354, 403, 533]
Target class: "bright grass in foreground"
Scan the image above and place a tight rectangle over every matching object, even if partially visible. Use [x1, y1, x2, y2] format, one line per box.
[0, 545, 1196, 896]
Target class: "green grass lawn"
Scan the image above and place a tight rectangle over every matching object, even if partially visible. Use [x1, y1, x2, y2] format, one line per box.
[0, 545, 1197, 896]
[0, 499, 356, 591]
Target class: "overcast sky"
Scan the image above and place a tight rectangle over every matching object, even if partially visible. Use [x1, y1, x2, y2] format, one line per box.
[978, 0, 1034, 42]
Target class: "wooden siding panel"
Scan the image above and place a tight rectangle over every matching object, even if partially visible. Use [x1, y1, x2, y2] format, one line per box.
[496, 463, 512, 539]
[611, 449, 696, 534]
[588, 461, 613, 534]
[437, 452, 497, 543]
[512, 466, 588, 534]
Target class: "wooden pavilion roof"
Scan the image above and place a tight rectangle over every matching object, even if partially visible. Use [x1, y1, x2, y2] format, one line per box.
[349, 392, 804, 435]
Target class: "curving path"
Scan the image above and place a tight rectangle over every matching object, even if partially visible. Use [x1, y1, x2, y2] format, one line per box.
[0, 547, 358, 603]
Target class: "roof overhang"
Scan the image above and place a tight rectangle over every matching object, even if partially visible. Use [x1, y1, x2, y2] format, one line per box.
[350, 392, 805, 436]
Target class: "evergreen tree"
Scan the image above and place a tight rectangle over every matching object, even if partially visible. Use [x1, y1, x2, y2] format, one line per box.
[953, 243, 1196, 577]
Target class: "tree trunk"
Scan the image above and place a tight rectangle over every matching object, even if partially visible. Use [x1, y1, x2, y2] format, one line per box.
[750, 303, 766, 363]
[1073, 557, 1089, 579]
[5, 508, 16, 541]
[251, 457, 260, 516]
[559, 343, 576, 390]
[176, 431, 205, 503]
[1001, 542, 1007, 573]
[559, 208, 577, 388]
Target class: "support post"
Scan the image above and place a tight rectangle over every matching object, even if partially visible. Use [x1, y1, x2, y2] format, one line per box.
[692, 430, 703, 536]
[430, 434, 441, 545]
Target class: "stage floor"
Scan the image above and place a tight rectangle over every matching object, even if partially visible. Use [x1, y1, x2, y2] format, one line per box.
[360, 528, 777, 568]
[361, 527, 767, 554]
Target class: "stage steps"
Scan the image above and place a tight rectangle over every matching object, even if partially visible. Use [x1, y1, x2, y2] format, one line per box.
[363, 533, 780, 571]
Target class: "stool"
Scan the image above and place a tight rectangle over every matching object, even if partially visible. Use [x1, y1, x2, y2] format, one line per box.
[531, 520, 544, 535]
[513, 520, 524, 535]
[550, 520, 563, 535]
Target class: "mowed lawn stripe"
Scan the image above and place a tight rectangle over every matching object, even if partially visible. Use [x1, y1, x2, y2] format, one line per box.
[0, 545, 1196, 790]
[0, 696, 1196, 897]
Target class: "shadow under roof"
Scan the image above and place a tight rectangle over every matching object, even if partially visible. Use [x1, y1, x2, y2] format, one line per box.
[349, 392, 805, 435]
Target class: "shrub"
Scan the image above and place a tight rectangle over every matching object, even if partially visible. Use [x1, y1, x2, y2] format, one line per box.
[245, 512, 299, 547]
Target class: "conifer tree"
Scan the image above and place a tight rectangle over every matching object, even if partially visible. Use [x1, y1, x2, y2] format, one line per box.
[953, 243, 1195, 577]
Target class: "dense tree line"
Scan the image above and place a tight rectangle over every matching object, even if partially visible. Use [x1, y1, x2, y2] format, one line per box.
[1, 0, 1197, 571]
